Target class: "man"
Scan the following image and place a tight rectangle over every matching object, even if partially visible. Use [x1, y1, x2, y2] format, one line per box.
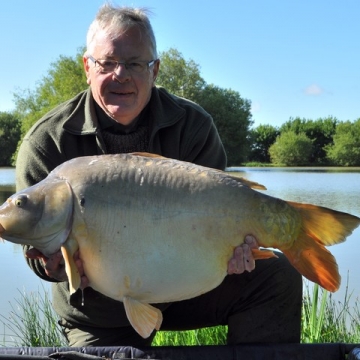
[16, 4, 302, 347]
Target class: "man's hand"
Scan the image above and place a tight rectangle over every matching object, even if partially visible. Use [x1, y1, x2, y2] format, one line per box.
[227, 235, 259, 274]
[25, 248, 89, 289]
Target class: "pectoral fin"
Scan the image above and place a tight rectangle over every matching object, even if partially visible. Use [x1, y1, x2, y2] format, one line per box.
[61, 237, 80, 295]
[123, 296, 163, 338]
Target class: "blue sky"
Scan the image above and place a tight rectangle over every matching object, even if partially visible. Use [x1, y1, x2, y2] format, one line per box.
[1, 0, 359, 128]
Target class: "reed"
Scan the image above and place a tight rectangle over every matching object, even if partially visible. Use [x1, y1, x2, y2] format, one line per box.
[302, 279, 360, 343]
[0, 287, 65, 347]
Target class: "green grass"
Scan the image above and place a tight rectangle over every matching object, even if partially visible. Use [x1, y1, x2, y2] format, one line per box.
[302, 280, 360, 343]
[240, 162, 273, 167]
[0, 287, 66, 347]
[153, 326, 227, 346]
[1, 280, 360, 347]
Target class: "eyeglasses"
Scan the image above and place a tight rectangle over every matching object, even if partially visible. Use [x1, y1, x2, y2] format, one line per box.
[87, 55, 157, 74]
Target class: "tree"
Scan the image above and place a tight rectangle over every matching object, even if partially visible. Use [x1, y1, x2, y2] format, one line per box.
[156, 48, 206, 100]
[269, 131, 313, 166]
[248, 124, 279, 163]
[280, 117, 338, 164]
[157, 49, 253, 166]
[0, 112, 21, 166]
[196, 85, 253, 165]
[14, 47, 88, 137]
[326, 119, 360, 166]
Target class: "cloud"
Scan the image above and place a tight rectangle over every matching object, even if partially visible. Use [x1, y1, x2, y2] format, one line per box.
[304, 84, 324, 96]
[251, 101, 261, 113]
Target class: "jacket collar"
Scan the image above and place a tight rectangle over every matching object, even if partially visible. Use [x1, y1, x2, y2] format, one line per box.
[62, 88, 98, 135]
[149, 86, 186, 130]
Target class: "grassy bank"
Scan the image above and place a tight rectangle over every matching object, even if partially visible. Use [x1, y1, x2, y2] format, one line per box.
[1, 281, 359, 347]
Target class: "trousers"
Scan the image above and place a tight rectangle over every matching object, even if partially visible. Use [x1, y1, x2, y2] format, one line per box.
[61, 252, 302, 347]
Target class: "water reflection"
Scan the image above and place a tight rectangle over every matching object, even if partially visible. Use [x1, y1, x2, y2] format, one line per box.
[0, 168, 15, 205]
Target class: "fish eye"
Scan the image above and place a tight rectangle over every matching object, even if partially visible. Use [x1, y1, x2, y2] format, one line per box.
[13, 195, 28, 208]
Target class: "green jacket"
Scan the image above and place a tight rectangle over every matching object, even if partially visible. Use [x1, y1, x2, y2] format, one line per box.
[17, 87, 226, 190]
[16, 86, 227, 328]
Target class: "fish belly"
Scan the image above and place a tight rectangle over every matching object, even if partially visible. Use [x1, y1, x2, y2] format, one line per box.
[76, 207, 235, 304]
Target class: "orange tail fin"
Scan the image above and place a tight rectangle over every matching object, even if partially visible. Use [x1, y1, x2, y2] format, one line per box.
[282, 202, 360, 292]
[282, 233, 340, 292]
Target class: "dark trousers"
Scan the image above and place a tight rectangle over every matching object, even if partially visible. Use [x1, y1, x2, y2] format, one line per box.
[62, 252, 302, 347]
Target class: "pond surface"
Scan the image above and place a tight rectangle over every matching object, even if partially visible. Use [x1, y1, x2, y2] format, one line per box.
[0, 166, 359, 345]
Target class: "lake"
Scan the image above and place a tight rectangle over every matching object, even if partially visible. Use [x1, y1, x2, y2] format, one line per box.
[0, 166, 359, 345]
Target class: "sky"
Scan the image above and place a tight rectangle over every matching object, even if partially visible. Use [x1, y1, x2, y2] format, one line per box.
[1, 0, 359, 128]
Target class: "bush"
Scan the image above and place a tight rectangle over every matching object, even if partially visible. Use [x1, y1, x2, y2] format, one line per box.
[326, 120, 360, 166]
[269, 131, 313, 166]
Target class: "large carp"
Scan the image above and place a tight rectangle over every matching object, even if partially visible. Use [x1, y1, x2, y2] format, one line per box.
[0, 153, 359, 338]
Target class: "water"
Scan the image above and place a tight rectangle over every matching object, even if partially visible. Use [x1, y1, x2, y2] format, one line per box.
[0, 167, 15, 187]
[0, 167, 359, 344]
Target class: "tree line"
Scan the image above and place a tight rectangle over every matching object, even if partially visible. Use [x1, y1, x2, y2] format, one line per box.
[0, 48, 359, 167]
[250, 117, 360, 166]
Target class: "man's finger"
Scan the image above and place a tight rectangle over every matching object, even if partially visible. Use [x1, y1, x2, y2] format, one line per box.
[245, 235, 258, 249]
[233, 246, 245, 274]
[243, 243, 255, 272]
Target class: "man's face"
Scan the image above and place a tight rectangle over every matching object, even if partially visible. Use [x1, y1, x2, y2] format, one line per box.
[84, 26, 159, 125]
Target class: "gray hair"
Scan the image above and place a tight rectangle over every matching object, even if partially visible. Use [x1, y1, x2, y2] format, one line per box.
[86, 3, 158, 58]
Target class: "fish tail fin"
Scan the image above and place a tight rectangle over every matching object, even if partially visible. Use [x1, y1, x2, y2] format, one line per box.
[288, 201, 360, 247]
[282, 233, 340, 292]
[282, 202, 360, 292]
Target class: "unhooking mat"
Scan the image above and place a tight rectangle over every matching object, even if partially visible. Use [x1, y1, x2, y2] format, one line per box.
[0, 344, 359, 360]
